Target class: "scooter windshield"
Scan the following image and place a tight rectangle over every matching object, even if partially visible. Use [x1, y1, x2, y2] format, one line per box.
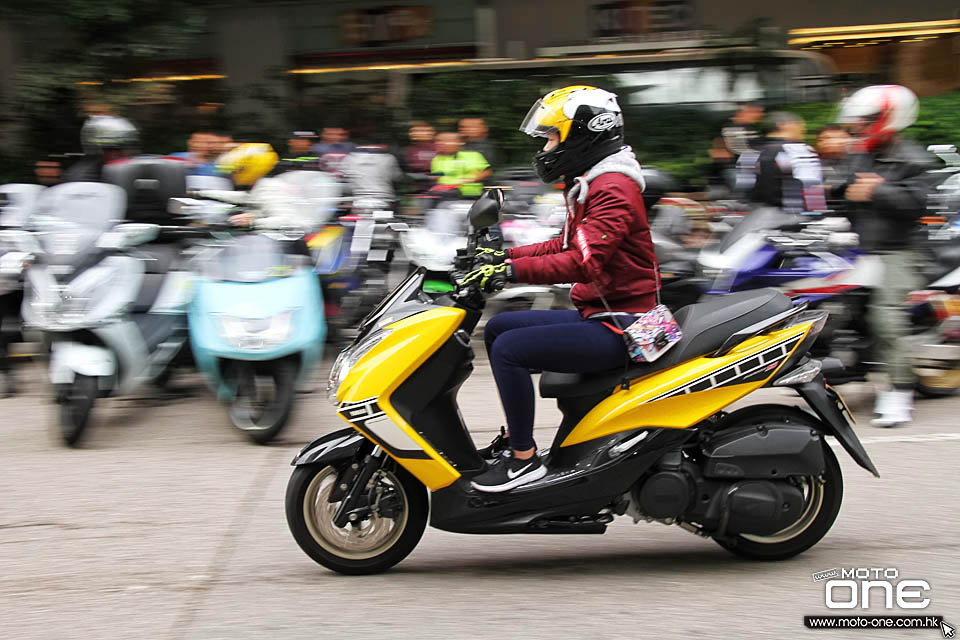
[208, 234, 297, 283]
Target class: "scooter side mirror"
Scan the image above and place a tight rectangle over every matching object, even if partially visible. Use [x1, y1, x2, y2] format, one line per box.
[468, 188, 504, 230]
[97, 223, 160, 250]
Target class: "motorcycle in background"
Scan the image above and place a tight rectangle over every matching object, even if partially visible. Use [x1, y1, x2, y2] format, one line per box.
[0, 184, 47, 395]
[188, 232, 325, 444]
[696, 208, 960, 394]
[311, 196, 405, 345]
[20, 177, 194, 445]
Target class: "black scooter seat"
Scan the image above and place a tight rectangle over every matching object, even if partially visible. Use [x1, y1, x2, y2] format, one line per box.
[539, 288, 793, 398]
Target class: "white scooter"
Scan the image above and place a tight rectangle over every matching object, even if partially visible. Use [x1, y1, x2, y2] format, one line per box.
[19, 176, 194, 445]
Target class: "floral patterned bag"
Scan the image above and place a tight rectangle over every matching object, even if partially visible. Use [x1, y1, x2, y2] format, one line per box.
[594, 268, 683, 363]
[620, 303, 683, 363]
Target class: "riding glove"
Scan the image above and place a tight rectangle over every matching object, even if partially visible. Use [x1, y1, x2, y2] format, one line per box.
[458, 263, 514, 292]
[475, 246, 508, 265]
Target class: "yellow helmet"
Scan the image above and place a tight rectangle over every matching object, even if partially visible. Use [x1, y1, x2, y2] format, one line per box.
[217, 143, 278, 187]
[520, 85, 624, 182]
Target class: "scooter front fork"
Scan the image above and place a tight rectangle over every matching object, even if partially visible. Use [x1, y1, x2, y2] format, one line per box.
[332, 446, 386, 528]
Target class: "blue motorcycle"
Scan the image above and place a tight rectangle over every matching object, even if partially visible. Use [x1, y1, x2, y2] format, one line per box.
[189, 233, 325, 443]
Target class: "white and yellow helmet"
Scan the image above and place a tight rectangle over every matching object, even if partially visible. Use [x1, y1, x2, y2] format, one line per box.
[519, 85, 624, 182]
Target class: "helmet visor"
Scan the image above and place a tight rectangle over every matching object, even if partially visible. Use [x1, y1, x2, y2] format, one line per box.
[519, 100, 559, 139]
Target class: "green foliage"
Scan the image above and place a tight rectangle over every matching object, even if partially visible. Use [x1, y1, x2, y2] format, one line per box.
[1, 0, 204, 171]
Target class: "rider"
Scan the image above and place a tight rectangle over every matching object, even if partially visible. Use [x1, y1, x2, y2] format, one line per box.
[459, 86, 658, 492]
[216, 142, 279, 191]
[62, 115, 139, 183]
[834, 84, 935, 427]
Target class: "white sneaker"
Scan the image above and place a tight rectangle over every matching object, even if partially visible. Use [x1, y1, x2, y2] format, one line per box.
[871, 389, 913, 428]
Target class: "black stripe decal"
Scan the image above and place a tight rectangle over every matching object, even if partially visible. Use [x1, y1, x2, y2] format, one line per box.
[646, 334, 802, 403]
[338, 397, 432, 460]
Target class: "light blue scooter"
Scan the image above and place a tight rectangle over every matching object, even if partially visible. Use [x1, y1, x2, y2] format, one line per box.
[189, 233, 325, 444]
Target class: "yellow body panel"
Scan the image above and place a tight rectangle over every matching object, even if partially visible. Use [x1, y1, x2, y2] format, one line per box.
[562, 323, 811, 446]
[338, 308, 465, 490]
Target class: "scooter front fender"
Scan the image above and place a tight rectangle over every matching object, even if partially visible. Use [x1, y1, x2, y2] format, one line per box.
[50, 343, 116, 384]
[291, 428, 368, 466]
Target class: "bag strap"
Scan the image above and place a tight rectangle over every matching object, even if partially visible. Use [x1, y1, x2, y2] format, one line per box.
[591, 282, 631, 390]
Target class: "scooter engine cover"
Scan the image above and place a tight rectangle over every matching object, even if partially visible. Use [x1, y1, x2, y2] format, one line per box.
[637, 471, 691, 519]
[702, 424, 824, 479]
[722, 480, 804, 536]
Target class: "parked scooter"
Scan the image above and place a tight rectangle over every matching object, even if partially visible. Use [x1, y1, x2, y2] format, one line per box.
[285, 189, 877, 575]
[20, 172, 194, 445]
[0, 184, 46, 396]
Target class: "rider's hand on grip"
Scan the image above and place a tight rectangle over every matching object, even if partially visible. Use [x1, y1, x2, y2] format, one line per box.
[475, 246, 507, 265]
[457, 263, 514, 293]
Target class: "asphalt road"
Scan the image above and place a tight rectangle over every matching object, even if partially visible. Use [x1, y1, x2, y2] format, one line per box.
[1, 355, 957, 640]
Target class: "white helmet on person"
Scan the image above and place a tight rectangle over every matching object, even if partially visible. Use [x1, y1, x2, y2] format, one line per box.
[81, 115, 139, 156]
[837, 85, 918, 151]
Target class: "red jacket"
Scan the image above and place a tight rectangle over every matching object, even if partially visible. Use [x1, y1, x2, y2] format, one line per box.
[508, 159, 658, 317]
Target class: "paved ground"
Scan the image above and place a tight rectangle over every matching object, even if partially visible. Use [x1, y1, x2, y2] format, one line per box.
[1, 354, 957, 640]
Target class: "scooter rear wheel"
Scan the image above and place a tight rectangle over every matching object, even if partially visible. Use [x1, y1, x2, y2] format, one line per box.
[228, 360, 296, 445]
[58, 374, 98, 447]
[285, 463, 428, 575]
[712, 406, 843, 561]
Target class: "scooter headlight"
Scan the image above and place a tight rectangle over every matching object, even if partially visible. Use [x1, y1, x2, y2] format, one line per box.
[217, 310, 295, 351]
[327, 328, 393, 405]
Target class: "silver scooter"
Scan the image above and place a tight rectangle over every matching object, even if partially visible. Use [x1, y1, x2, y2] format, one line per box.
[18, 180, 194, 445]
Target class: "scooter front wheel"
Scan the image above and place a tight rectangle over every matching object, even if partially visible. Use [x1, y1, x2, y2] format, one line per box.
[285, 463, 428, 575]
[58, 374, 98, 447]
[228, 359, 296, 445]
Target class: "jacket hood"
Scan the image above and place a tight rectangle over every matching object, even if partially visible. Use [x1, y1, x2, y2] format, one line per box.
[561, 147, 646, 249]
[567, 146, 646, 208]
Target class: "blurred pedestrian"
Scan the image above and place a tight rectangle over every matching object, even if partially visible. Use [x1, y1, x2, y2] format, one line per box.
[815, 125, 852, 208]
[169, 131, 219, 176]
[34, 158, 62, 186]
[430, 132, 490, 198]
[835, 85, 935, 427]
[746, 111, 825, 214]
[722, 102, 765, 157]
[342, 141, 403, 206]
[459, 117, 498, 168]
[312, 127, 355, 176]
[720, 102, 765, 194]
[272, 131, 323, 174]
[404, 121, 437, 173]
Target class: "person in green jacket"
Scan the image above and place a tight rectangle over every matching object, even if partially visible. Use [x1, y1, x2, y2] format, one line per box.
[430, 131, 491, 197]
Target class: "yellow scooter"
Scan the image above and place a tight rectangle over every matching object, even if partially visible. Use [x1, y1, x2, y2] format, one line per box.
[286, 189, 877, 575]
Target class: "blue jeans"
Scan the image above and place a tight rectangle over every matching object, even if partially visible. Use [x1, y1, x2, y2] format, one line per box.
[484, 310, 627, 451]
